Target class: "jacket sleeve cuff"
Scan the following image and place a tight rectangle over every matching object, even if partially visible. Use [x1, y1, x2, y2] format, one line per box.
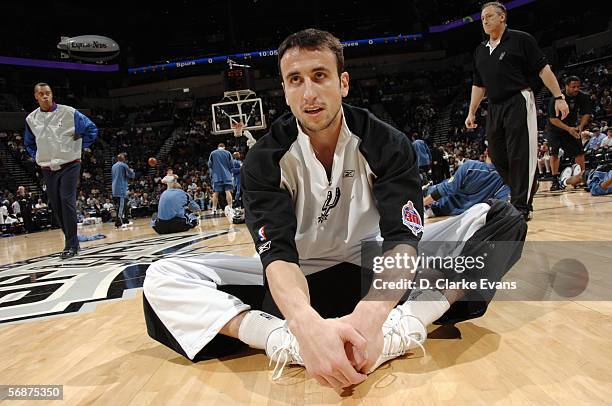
[430, 187, 443, 201]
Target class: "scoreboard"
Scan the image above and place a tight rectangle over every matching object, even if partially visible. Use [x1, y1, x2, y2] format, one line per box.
[224, 66, 254, 91]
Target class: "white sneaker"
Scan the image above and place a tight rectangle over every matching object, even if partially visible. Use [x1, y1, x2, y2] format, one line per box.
[266, 324, 304, 380]
[224, 205, 233, 220]
[560, 166, 573, 188]
[368, 307, 427, 373]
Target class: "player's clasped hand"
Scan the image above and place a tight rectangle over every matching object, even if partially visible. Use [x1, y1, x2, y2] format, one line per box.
[290, 317, 368, 389]
[339, 311, 385, 374]
[568, 127, 580, 139]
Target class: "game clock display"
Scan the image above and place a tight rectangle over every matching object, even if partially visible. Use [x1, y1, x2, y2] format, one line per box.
[224, 66, 253, 91]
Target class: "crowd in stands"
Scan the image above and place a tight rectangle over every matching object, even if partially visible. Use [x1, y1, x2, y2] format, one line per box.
[1, 51, 610, 235]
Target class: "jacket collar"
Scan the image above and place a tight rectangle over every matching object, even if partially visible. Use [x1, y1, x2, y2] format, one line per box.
[40, 102, 58, 113]
[482, 26, 511, 47]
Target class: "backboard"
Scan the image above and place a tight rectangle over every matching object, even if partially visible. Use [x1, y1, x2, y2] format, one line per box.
[211, 89, 266, 135]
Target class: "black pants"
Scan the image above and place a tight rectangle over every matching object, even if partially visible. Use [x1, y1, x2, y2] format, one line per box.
[152, 216, 193, 234]
[143, 200, 527, 361]
[22, 208, 33, 232]
[113, 197, 128, 227]
[42, 162, 81, 250]
[487, 91, 538, 213]
[546, 130, 584, 158]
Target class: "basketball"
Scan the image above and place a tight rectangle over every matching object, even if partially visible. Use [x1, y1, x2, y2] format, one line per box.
[148, 157, 157, 167]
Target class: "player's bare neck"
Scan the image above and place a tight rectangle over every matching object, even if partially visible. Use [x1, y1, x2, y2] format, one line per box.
[489, 25, 506, 43]
[310, 138, 336, 176]
[309, 127, 341, 175]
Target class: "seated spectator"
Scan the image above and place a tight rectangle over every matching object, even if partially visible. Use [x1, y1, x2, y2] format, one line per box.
[0, 203, 10, 225]
[448, 156, 457, 175]
[538, 141, 552, 178]
[34, 199, 47, 211]
[151, 182, 201, 234]
[581, 130, 592, 149]
[11, 199, 21, 219]
[423, 160, 510, 217]
[161, 168, 178, 188]
[600, 127, 612, 149]
[102, 198, 114, 211]
[586, 127, 605, 150]
[456, 152, 466, 167]
[193, 187, 207, 210]
[0, 202, 20, 226]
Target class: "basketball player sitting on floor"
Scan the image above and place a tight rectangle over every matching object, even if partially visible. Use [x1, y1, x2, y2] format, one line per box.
[423, 159, 510, 218]
[561, 164, 612, 196]
[151, 182, 201, 234]
[142, 29, 527, 389]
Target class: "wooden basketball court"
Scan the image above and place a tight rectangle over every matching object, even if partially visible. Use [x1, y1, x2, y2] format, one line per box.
[1, 187, 612, 404]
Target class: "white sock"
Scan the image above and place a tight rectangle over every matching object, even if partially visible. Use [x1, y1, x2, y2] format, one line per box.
[399, 289, 451, 327]
[237, 310, 284, 350]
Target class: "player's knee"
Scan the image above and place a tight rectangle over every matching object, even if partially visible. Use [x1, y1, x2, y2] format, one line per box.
[143, 259, 175, 295]
[489, 199, 525, 224]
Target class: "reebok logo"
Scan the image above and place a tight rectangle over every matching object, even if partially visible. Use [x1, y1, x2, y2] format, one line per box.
[258, 312, 273, 320]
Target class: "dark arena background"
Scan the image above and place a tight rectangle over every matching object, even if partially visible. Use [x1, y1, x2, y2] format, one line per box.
[1, 0, 611, 404]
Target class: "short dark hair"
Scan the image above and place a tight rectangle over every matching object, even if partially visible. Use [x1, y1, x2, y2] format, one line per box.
[218, 143, 225, 148]
[482, 1, 507, 19]
[34, 82, 51, 93]
[277, 28, 344, 79]
[565, 75, 581, 85]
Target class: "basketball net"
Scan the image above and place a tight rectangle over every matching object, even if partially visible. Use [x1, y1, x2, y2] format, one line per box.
[231, 122, 244, 138]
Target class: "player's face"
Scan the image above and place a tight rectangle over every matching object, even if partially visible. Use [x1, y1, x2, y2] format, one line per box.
[565, 80, 580, 97]
[481, 6, 505, 35]
[34, 85, 53, 110]
[280, 47, 349, 136]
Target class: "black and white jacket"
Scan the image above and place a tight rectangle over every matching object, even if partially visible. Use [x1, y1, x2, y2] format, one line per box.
[242, 103, 423, 275]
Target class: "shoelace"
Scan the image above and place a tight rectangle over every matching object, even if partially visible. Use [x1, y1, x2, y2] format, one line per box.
[383, 315, 426, 358]
[269, 316, 424, 380]
[269, 329, 303, 380]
